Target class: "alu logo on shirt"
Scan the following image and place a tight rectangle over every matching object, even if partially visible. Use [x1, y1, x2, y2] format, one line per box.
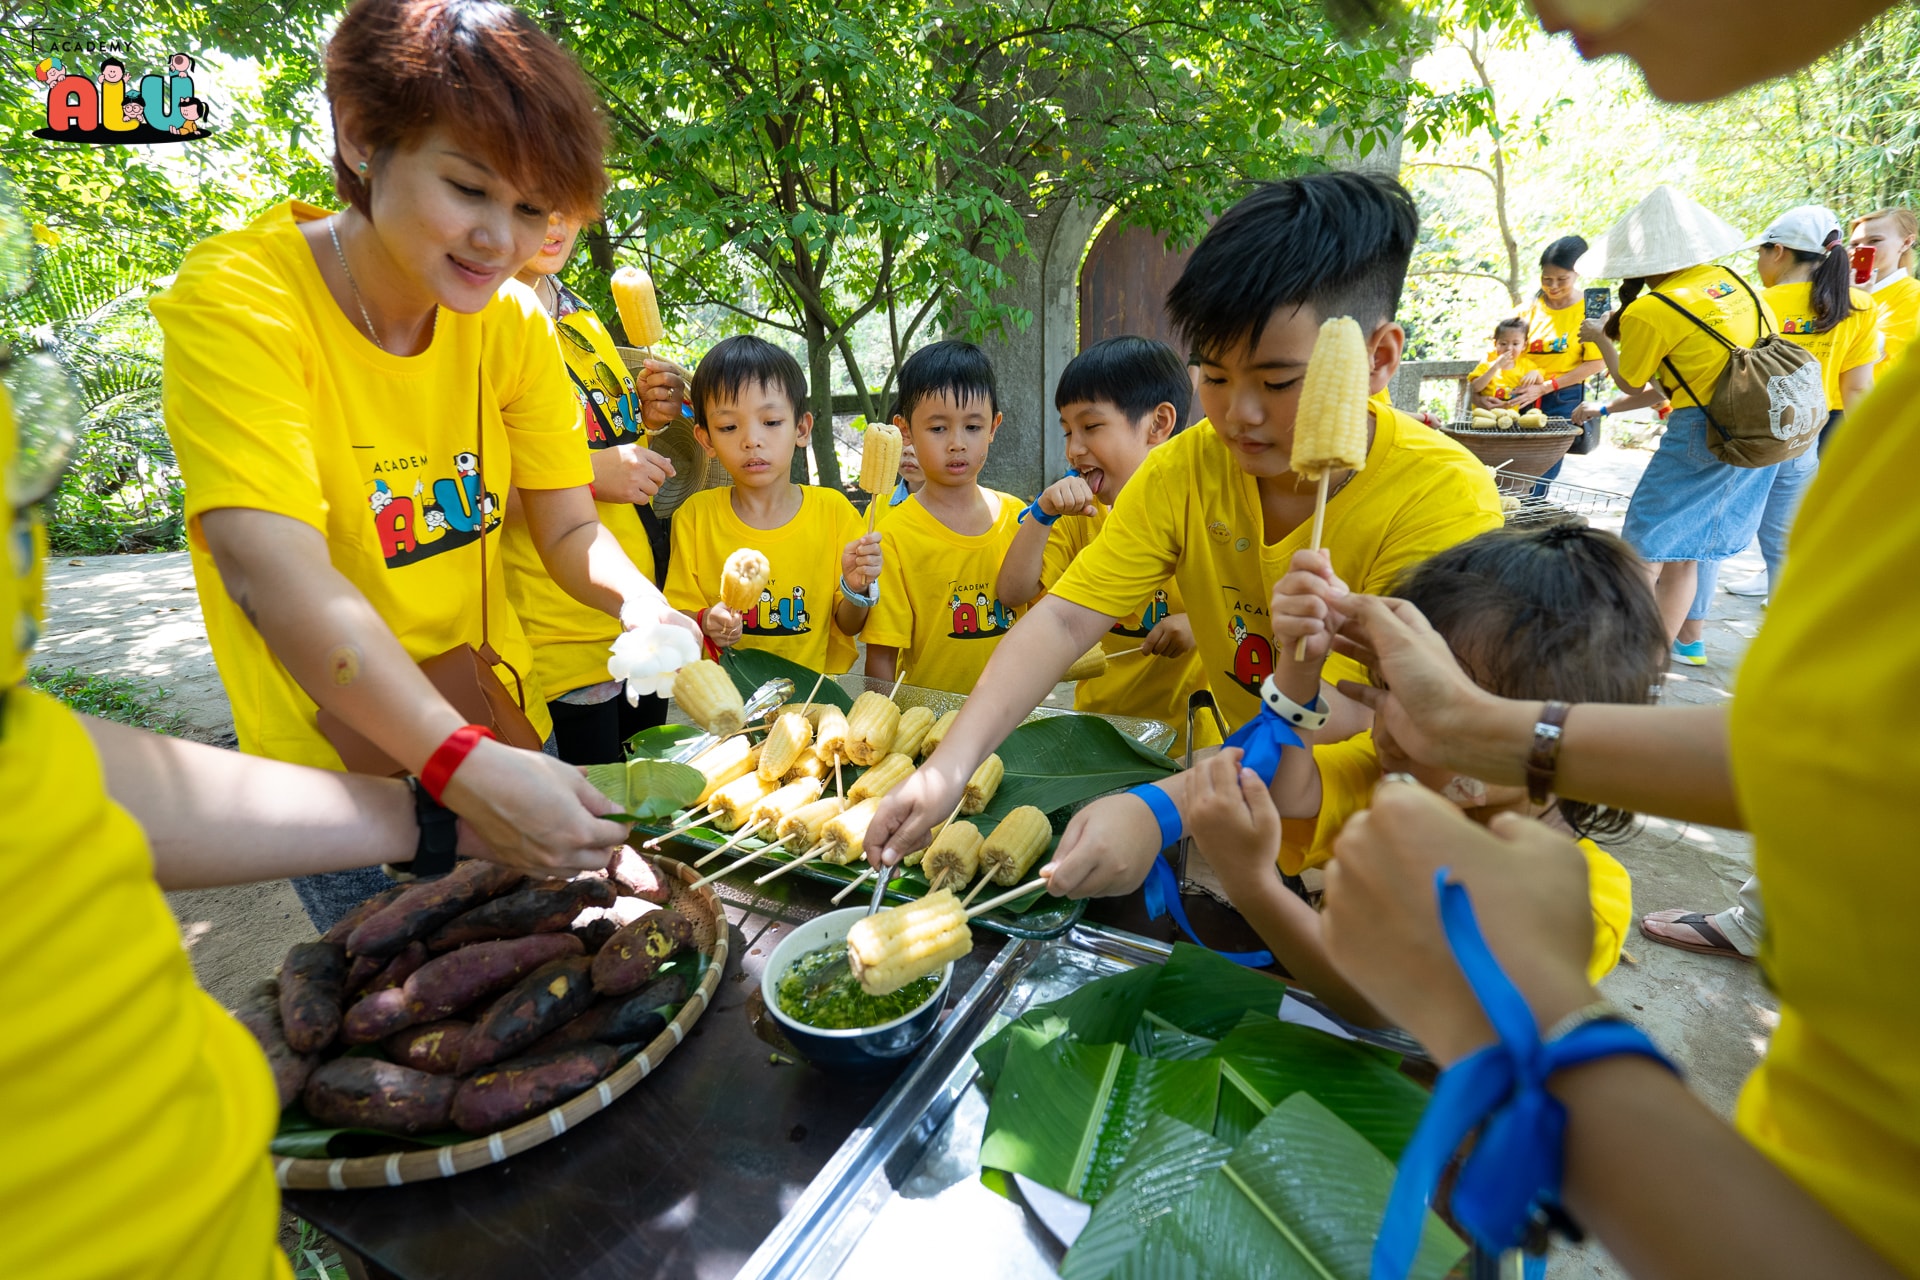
[947, 581, 1016, 639]
[1224, 598, 1274, 697]
[31, 48, 214, 144]
[741, 582, 811, 636]
[1526, 336, 1570, 354]
[364, 452, 500, 569]
[1109, 588, 1169, 640]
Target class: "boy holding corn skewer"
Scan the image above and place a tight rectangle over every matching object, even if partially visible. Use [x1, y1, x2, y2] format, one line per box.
[665, 336, 882, 672]
[869, 172, 1503, 883]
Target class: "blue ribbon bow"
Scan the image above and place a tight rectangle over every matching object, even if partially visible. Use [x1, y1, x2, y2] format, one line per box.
[1370, 871, 1680, 1280]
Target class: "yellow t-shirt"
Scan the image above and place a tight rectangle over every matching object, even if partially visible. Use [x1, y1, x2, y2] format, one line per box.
[500, 282, 655, 699]
[153, 201, 590, 766]
[1468, 355, 1525, 403]
[1869, 271, 1920, 377]
[1049, 409, 1503, 731]
[1, 690, 290, 1279]
[1278, 734, 1628, 984]
[1616, 265, 1771, 411]
[665, 485, 867, 674]
[1727, 336, 1920, 1270]
[1765, 282, 1879, 411]
[867, 490, 1024, 693]
[1041, 501, 1210, 752]
[1515, 295, 1601, 380]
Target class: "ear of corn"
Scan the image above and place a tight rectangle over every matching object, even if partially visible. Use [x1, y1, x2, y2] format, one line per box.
[610, 267, 666, 348]
[813, 705, 850, 763]
[845, 691, 901, 765]
[847, 889, 970, 996]
[751, 777, 824, 825]
[820, 797, 882, 864]
[757, 711, 814, 780]
[858, 421, 904, 495]
[961, 753, 1004, 816]
[981, 805, 1051, 885]
[1290, 316, 1371, 481]
[848, 752, 915, 803]
[783, 752, 831, 784]
[890, 705, 937, 759]
[777, 796, 845, 844]
[776, 702, 828, 726]
[923, 821, 984, 893]
[692, 738, 760, 804]
[920, 708, 959, 759]
[720, 547, 772, 612]
[674, 659, 746, 736]
[1062, 645, 1109, 683]
[710, 772, 778, 826]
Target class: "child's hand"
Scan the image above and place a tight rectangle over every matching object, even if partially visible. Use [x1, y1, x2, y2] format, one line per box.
[1038, 473, 1097, 520]
[1185, 751, 1281, 894]
[703, 603, 743, 647]
[841, 532, 882, 595]
[1140, 612, 1194, 659]
[1516, 368, 1543, 387]
[1041, 790, 1165, 898]
[1269, 549, 1351, 666]
[1492, 350, 1515, 370]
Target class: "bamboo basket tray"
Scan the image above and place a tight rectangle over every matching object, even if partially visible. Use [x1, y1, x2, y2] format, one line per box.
[272, 855, 727, 1190]
[1441, 419, 1582, 474]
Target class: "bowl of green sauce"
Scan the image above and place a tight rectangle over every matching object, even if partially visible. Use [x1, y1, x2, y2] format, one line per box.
[762, 906, 954, 1071]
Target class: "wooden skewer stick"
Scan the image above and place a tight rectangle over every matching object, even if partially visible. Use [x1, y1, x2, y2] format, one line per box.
[753, 840, 827, 885]
[1292, 470, 1332, 661]
[689, 839, 781, 891]
[832, 867, 876, 904]
[796, 670, 827, 715]
[834, 757, 844, 802]
[926, 795, 966, 843]
[964, 878, 1048, 919]
[961, 874, 995, 909]
[692, 818, 768, 867]
[886, 672, 905, 699]
[641, 804, 714, 850]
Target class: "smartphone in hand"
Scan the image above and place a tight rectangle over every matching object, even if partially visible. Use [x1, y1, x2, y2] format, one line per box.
[1852, 245, 1876, 286]
[1583, 286, 1612, 320]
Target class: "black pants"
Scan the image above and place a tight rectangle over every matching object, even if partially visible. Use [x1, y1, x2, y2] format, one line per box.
[547, 692, 669, 765]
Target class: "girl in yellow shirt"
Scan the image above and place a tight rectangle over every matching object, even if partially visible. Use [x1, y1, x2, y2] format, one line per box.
[1850, 207, 1920, 377]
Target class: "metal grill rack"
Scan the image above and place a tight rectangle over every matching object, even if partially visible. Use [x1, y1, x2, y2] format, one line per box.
[1493, 468, 1632, 530]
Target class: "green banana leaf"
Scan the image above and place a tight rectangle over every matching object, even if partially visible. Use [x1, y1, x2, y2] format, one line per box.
[1128, 1010, 1217, 1061]
[270, 1104, 472, 1159]
[978, 1024, 1220, 1203]
[1061, 1098, 1463, 1280]
[1140, 943, 1289, 1039]
[624, 723, 709, 759]
[974, 964, 1158, 1088]
[971, 715, 1177, 824]
[1213, 1013, 1429, 1159]
[582, 757, 706, 821]
[718, 649, 854, 711]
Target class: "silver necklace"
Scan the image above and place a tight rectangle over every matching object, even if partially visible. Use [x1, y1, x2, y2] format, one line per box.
[329, 215, 384, 351]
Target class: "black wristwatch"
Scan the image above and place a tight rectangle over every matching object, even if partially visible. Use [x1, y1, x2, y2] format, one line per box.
[399, 775, 460, 877]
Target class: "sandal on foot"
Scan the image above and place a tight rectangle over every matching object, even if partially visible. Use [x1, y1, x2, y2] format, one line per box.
[1639, 909, 1752, 961]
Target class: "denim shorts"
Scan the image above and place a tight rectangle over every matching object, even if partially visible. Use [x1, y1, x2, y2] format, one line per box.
[1621, 407, 1782, 563]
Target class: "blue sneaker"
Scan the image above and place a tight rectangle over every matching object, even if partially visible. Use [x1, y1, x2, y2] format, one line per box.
[1673, 640, 1707, 667]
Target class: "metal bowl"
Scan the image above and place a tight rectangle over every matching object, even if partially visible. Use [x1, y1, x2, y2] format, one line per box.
[761, 907, 952, 1073]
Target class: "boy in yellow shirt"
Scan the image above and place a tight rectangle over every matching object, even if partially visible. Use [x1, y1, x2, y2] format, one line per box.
[866, 340, 1027, 692]
[995, 335, 1208, 749]
[866, 171, 1502, 873]
[665, 336, 882, 673]
[1467, 317, 1529, 408]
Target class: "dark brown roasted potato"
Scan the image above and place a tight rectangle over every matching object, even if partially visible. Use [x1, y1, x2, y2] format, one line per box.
[457, 955, 597, 1074]
[278, 941, 349, 1054]
[590, 909, 694, 996]
[384, 1021, 471, 1075]
[232, 980, 316, 1109]
[425, 879, 616, 951]
[345, 861, 523, 958]
[303, 1058, 457, 1135]
[448, 1044, 620, 1135]
[402, 934, 584, 1022]
[531, 971, 689, 1055]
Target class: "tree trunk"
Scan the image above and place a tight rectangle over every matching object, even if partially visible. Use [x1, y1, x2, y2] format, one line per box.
[804, 320, 842, 489]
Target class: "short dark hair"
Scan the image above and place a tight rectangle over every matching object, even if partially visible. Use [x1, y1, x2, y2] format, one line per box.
[1539, 236, 1588, 272]
[688, 334, 808, 427]
[1055, 335, 1191, 427]
[1391, 523, 1666, 838]
[1165, 171, 1419, 362]
[895, 340, 998, 422]
[99, 57, 124, 72]
[1493, 316, 1527, 339]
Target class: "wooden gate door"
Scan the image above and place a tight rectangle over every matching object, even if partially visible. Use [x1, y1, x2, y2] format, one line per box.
[1077, 218, 1196, 362]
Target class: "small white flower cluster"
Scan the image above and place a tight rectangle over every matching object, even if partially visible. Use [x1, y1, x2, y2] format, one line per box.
[608, 622, 699, 705]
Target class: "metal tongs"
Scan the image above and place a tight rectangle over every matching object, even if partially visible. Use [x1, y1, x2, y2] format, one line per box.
[665, 676, 794, 764]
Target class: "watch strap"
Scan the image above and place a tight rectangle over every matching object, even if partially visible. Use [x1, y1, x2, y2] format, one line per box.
[1525, 700, 1573, 806]
[405, 775, 460, 876]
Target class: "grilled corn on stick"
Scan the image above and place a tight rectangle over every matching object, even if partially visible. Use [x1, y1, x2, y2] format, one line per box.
[783, 752, 831, 783]
[751, 777, 825, 826]
[858, 421, 904, 495]
[1288, 316, 1371, 658]
[920, 709, 958, 759]
[819, 797, 882, 865]
[845, 691, 900, 766]
[847, 752, 915, 803]
[890, 705, 937, 759]
[1062, 645, 1109, 683]
[961, 753, 1004, 816]
[720, 547, 771, 613]
[847, 889, 972, 996]
[708, 771, 778, 830]
[611, 266, 666, 348]
[776, 795, 845, 844]
[776, 701, 827, 727]
[922, 820, 984, 893]
[980, 805, 1051, 886]
[674, 659, 746, 736]
[813, 705, 850, 763]
[693, 740, 760, 805]
[757, 710, 814, 780]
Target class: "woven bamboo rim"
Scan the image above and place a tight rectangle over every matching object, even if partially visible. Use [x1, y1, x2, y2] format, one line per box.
[274, 856, 728, 1190]
[1444, 419, 1580, 437]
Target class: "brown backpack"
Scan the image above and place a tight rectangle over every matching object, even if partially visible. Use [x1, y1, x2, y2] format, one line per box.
[1648, 274, 1825, 468]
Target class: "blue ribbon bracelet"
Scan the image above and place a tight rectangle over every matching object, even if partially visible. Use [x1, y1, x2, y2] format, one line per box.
[1371, 870, 1680, 1280]
[1021, 468, 1079, 526]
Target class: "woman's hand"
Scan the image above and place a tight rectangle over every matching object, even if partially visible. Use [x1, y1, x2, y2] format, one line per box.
[637, 358, 690, 431]
[1331, 595, 1509, 778]
[1140, 612, 1194, 658]
[842, 531, 883, 594]
[1041, 789, 1166, 897]
[1570, 402, 1601, 425]
[1185, 751, 1281, 893]
[1578, 317, 1610, 348]
[591, 443, 675, 505]
[702, 602, 743, 648]
[865, 756, 969, 867]
[1320, 779, 1598, 1066]
[440, 739, 634, 876]
[1269, 548, 1352, 667]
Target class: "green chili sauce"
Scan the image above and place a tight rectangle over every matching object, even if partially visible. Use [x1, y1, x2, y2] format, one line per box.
[776, 942, 942, 1030]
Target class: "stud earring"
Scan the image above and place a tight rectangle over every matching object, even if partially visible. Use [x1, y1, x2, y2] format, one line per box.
[357, 162, 368, 174]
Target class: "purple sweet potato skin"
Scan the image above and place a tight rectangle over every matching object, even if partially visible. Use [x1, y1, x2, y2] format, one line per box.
[303, 1058, 458, 1135]
[402, 934, 585, 1022]
[449, 1044, 620, 1135]
[426, 879, 616, 951]
[344, 952, 386, 999]
[385, 1020, 472, 1075]
[605, 846, 672, 904]
[367, 940, 431, 993]
[321, 884, 408, 946]
[233, 981, 316, 1109]
[531, 971, 688, 1055]
[278, 941, 349, 1054]
[457, 955, 597, 1074]
[591, 909, 694, 996]
[340, 986, 418, 1045]
[346, 861, 524, 958]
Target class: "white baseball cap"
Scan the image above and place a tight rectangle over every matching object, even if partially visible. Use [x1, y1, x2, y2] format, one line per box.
[1742, 205, 1843, 255]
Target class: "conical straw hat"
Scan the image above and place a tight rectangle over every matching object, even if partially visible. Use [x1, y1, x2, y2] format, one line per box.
[1574, 186, 1749, 279]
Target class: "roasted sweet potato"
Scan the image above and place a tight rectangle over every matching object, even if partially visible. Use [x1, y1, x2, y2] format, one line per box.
[343, 952, 386, 998]
[605, 846, 672, 904]
[385, 1021, 472, 1075]
[340, 987, 418, 1045]
[532, 971, 689, 1054]
[458, 955, 597, 1074]
[303, 1058, 458, 1135]
[367, 940, 431, 993]
[591, 909, 695, 996]
[425, 879, 616, 952]
[321, 883, 408, 946]
[278, 941, 349, 1054]
[449, 1044, 620, 1135]
[402, 933, 584, 1022]
[346, 861, 524, 958]
[232, 980, 316, 1109]
[572, 918, 618, 954]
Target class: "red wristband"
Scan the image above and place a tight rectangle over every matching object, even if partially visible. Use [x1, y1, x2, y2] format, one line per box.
[694, 609, 723, 661]
[420, 724, 497, 802]
[588, 483, 598, 501]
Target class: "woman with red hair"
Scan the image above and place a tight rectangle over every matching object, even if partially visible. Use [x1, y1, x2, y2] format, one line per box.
[153, 0, 695, 930]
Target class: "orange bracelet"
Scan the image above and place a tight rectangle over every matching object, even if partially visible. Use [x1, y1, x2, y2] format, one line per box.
[420, 724, 497, 802]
